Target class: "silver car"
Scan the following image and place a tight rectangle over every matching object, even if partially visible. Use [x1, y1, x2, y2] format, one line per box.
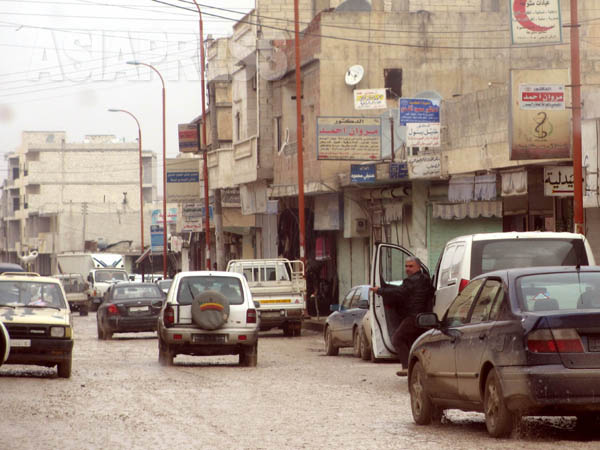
[324, 285, 369, 357]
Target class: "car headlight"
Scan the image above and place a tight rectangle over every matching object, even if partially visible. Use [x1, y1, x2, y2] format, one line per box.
[50, 326, 65, 338]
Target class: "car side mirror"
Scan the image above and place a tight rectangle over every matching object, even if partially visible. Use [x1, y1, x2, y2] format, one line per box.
[330, 304, 340, 312]
[416, 312, 439, 328]
[253, 301, 260, 309]
[358, 299, 369, 309]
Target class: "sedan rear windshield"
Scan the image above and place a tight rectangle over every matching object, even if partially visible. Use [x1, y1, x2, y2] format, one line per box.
[113, 285, 162, 300]
[176, 276, 244, 305]
[516, 271, 600, 312]
[471, 239, 588, 278]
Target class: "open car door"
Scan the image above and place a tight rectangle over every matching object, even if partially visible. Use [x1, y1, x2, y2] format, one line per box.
[369, 243, 430, 361]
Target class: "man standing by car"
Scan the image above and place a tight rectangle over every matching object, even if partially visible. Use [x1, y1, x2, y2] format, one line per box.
[371, 257, 433, 376]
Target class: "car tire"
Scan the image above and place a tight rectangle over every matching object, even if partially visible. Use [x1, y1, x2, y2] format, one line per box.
[484, 368, 514, 438]
[158, 339, 174, 366]
[291, 321, 302, 337]
[239, 343, 258, 367]
[409, 361, 435, 425]
[324, 326, 338, 356]
[191, 290, 230, 330]
[359, 327, 370, 361]
[352, 327, 361, 358]
[57, 357, 72, 378]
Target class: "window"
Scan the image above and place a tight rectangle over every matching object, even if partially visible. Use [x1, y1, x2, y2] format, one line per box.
[444, 279, 484, 327]
[177, 276, 244, 305]
[235, 112, 241, 141]
[470, 279, 502, 324]
[384, 68, 402, 99]
[342, 289, 355, 310]
[439, 245, 457, 286]
[275, 116, 282, 152]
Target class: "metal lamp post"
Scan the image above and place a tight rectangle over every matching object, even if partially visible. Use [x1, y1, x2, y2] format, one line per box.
[108, 108, 145, 280]
[126, 60, 168, 278]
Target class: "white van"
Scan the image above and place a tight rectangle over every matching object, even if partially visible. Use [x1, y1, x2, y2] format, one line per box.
[432, 232, 596, 317]
[365, 232, 595, 362]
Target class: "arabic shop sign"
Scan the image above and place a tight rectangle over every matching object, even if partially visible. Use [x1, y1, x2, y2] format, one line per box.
[544, 166, 573, 196]
[399, 98, 440, 126]
[407, 154, 441, 179]
[354, 89, 387, 110]
[350, 164, 376, 183]
[317, 117, 381, 161]
[510, 0, 562, 45]
[389, 162, 408, 180]
[406, 123, 440, 148]
[178, 123, 199, 153]
[519, 84, 565, 110]
[150, 225, 164, 253]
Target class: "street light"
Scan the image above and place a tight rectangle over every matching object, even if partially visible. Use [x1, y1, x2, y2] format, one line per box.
[108, 108, 145, 281]
[191, 0, 212, 270]
[126, 60, 168, 278]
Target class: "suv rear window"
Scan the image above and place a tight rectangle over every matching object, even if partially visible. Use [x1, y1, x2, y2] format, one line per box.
[176, 276, 244, 305]
[471, 239, 588, 278]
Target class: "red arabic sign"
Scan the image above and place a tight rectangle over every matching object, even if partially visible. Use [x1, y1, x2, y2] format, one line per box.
[519, 84, 565, 110]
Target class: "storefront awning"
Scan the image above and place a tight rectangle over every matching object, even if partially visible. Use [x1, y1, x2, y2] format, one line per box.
[433, 201, 502, 220]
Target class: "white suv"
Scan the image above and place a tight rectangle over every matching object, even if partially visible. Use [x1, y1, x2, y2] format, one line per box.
[157, 271, 259, 367]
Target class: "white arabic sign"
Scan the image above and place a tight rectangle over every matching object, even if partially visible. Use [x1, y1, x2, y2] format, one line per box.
[407, 154, 441, 179]
[354, 89, 387, 110]
[544, 166, 573, 196]
[511, 0, 562, 45]
[406, 123, 441, 147]
[519, 84, 565, 110]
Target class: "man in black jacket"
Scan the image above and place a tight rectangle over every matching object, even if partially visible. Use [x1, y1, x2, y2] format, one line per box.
[372, 257, 433, 376]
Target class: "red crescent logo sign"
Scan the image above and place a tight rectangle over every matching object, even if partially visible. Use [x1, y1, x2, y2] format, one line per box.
[512, 0, 554, 32]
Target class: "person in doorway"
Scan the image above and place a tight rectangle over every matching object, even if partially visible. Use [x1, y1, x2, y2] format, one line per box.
[371, 257, 433, 376]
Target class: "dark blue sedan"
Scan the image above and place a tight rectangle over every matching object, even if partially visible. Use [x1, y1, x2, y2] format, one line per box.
[408, 266, 600, 437]
[324, 285, 369, 357]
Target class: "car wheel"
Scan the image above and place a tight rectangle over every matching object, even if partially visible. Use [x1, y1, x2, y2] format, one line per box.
[352, 327, 361, 358]
[359, 327, 370, 361]
[57, 358, 72, 378]
[158, 339, 174, 366]
[239, 343, 258, 367]
[409, 361, 435, 425]
[324, 326, 338, 356]
[484, 368, 514, 438]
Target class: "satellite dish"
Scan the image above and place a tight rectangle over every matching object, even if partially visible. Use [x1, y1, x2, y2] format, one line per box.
[345, 65, 364, 86]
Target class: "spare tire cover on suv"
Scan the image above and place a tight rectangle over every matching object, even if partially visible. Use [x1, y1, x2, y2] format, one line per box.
[191, 290, 230, 330]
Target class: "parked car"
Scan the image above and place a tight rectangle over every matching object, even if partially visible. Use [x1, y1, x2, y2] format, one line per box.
[157, 271, 259, 367]
[0, 272, 73, 377]
[157, 279, 172, 294]
[366, 232, 596, 363]
[324, 285, 369, 356]
[96, 282, 165, 340]
[0, 262, 24, 275]
[408, 266, 600, 438]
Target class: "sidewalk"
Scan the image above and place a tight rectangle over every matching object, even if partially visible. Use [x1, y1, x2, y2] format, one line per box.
[302, 316, 327, 333]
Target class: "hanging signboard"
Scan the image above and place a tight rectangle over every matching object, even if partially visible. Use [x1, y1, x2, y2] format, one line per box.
[178, 123, 199, 153]
[150, 225, 164, 253]
[389, 162, 409, 180]
[544, 166, 574, 196]
[166, 157, 201, 202]
[317, 117, 381, 160]
[510, 0, 562, 45]
[407, 154, 441, 179]
[406, 123, 441, 147]
[353, 89, 387, 110]
[350, 164, 376, 183]
[398, 98, 440, 125]
[510, 69, 570, 160]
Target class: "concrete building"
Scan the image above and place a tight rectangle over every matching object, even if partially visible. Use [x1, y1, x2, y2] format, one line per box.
[0, 131, 157, 274]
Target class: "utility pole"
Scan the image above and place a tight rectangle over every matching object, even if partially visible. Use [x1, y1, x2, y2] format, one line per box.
[569, 0, 584, 234]
[81, 202, 88, 250]
[208, 80, 225, 270]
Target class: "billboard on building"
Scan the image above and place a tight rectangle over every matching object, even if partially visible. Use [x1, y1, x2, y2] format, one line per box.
[510, 69, 571, 160]
[166, 157, 201, 203]
[317, 117, 381, 160]
[510, 0, 562, 45]
[354, 89, 387, 110]
[406, 123, 441, 147]
[398, 98, 440, 126]
[178, 123, 199, 153]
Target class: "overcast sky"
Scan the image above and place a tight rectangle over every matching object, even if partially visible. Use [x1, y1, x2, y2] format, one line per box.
[0, 0, 254, 184]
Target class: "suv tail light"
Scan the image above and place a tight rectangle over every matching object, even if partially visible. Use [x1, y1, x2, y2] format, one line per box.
[527, 328, 584, 353]
[107, 304, 119, 315]
[164, 305, 174, 327]
[246, 308, 257, 324]
[458, 279, 469, 293]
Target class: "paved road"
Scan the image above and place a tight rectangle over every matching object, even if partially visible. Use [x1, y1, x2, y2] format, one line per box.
[1, 314, 598, 449]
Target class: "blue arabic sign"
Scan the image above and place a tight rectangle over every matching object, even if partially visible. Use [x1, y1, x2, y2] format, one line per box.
[351, 164, 376, 183]
[389, 162, 409, 180]
[399, 98, 440, 125]
[166, 171, 200, 183]
[150, 225, 164, 253]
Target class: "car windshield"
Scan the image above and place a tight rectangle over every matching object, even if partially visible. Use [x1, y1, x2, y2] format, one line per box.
[158, 280, 172, 290]
[516, 271, 600, 312]
[472, 238, 588, 278]
[176, 276, 244, 305]
[96, 271, 128, 282]
[0, 280, 66, 308]
[112, 285, 162, 300]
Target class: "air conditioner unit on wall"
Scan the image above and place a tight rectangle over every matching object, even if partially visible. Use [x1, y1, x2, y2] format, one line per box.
[355, 218, 367, 233]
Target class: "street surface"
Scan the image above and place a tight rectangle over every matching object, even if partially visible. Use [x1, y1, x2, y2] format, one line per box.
[1, 314, 599, 449]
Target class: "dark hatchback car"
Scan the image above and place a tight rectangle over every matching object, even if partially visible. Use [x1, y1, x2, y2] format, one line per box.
[324, 285, 369, 357]
[408, 266, 600, 438]
[97, 282, 165, 339]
